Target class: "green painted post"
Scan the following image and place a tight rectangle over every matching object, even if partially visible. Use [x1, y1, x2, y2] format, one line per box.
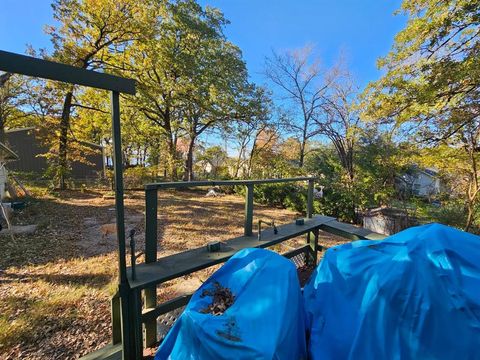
[244, 184, 254, 236]
[307, 179, 314, 218]
[131, 289, 144, 359]
[306, 179, 315, 263]
[144, 188, 158, 348]
[145, 188, 158, 261]
[312, 228, 319, 264]
[111, 91, 134, 360]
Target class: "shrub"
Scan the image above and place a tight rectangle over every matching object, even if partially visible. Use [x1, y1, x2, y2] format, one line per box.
[235, 183, 309, 214]
[122, 167, 157, 189]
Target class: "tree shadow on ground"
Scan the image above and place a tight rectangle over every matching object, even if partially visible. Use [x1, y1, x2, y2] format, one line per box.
[0, 271, 113, 289]
[1, 189, 297, 269]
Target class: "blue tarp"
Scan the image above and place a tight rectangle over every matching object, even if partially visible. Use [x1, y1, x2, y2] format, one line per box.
[304, 223, 480, 359]
[156, 248, 307, 360]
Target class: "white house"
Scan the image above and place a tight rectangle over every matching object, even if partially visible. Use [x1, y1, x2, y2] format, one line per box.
[397, 167, 441, 197]
[195, 160, 213, 176]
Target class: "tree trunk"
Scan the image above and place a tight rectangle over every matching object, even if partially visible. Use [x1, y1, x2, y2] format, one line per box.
[234, 152, 243, 178]
[247, 141, 257, 178]
[58, 90, 73, 189]
[465, 198, 475, 232]
[0, 113, 6, 144]
[465, 143, 479, 232]
[299, 135, 306, 167]
[184, 136, 196, 181]
[166, 136, 178, 180]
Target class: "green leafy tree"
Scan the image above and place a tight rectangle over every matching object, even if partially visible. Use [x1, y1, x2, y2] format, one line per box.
[305, 130, 409, 223]
[365, 0, 480, 139]
[129, 0, 257, 180]
[418, 119, 480, 231]
[0, 73, 29, 142]
[197, 145, 228, 178]
[43, 0, 149, 188]
[364, 0, 480, 230]
[179, 65, 266, 181]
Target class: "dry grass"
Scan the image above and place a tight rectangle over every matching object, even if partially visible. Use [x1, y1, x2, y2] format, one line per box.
[0, 187, 347, 359]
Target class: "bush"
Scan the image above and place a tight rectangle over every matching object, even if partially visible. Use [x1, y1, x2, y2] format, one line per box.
[235, 183, 309, 214]
[414, 199, 467, 229]
[312, 185, 357, 223]
[120, 167, 158, 189]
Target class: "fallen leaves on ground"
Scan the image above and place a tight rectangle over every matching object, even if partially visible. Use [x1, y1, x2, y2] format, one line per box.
[0, 187, 346, 359]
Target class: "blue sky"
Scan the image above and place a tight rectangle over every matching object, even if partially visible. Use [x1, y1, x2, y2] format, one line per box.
[198, 0, 406, 87]
[1, 0, 406, 89]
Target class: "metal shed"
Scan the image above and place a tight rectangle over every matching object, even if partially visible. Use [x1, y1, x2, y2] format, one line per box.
[5, 127, 104, 180]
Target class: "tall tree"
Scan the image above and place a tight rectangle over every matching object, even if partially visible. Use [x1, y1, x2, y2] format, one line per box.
[365, 0, 480, 139]
[128, 0, 213, 179]
[364, 0, 480, 229]
[312, 71, 361, 181]
[226, 113, 275, 178]
[179, 56, 263, 181]
[129, 0, 257, 180]
[419, 111, 480, 231]
[264, 45, 338, 167]
[45, 0, 148, 188]
[0, 73, 28, 142]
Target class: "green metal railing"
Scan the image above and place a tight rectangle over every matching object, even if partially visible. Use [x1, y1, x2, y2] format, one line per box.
[141, 176, 316, 347]
[144, 176, 315, 240]
[111, 176, 388, 358]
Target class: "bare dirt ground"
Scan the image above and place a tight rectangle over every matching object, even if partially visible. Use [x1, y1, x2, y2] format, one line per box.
[0, 187, 347, 359]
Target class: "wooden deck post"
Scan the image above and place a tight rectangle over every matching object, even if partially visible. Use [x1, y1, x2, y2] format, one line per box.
[128, 289, 144, 359]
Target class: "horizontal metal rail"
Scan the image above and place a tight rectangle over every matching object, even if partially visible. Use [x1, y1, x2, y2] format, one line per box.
[0, 50, 136, 94]
[145, 177, 316, 190]
[142, 294, 192, 323]
[130, 216, 333, 290]
[320, 220, 385, 241]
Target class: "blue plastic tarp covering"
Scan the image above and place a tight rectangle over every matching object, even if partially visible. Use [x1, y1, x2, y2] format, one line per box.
[155, 248, 307, 360]
[304, 223, 480, 360]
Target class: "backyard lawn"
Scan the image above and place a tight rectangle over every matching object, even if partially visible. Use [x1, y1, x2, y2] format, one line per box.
[0, 187, 346, 359]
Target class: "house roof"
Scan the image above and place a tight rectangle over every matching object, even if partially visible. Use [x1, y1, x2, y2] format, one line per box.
[422, 168, 438, 177]
[5, 126, 36, 134]
[5, 127, 103, 149]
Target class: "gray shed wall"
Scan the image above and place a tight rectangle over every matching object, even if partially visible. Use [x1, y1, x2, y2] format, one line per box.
[5, 128, 104, 179]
